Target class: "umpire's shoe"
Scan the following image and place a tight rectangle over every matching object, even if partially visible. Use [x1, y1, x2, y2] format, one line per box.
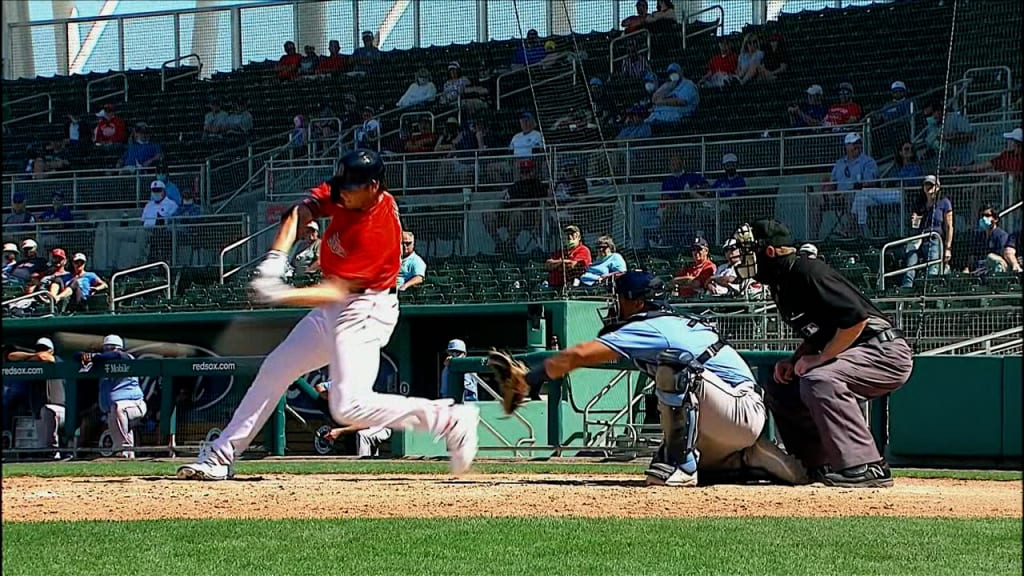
[822, 460, 893, 488]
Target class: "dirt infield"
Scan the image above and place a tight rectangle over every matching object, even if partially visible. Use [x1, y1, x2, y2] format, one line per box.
[3, 473, 1020, 523]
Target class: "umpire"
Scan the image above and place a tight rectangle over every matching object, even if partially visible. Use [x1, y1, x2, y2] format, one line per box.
[733, 220, 913, 488]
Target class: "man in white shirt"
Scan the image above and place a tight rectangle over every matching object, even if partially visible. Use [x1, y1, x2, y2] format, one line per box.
[396, 68, 437, 108]
[355, 107, 381, 149]
[142, 180, 179, 227]
[509, 112, 545, 158]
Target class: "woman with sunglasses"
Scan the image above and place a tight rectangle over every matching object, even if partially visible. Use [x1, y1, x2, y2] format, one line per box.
[888, 142, 924, 189]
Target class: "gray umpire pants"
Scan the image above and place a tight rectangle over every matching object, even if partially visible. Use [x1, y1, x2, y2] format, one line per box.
[763, 338, 913, 471]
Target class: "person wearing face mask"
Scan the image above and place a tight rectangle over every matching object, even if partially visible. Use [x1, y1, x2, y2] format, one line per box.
[732, 220, 912, 488]
[439, 339, 485, 402]
[117, 123, 163, 173]
[902, 175, 952, 288]
[966, 206, 1013, 274]
[645, 63, 699, 125]
[151, 164, 181, 205]
[176, 187, 201, 218]
[397, 68, 437, 109]
[787, 85, 827, 128]
[879, 81, 912, 122]
[921, 100, 976, 170]
[142, 180, 179, 228]
[711, 153, 747, 198]
[545, 225, 592, 289]
[579, 236, 627, 286]
[619, 42, 650, 80]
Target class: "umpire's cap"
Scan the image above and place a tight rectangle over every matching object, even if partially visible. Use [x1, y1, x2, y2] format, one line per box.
[331, 149, 384, 191]
[750, 219, 793, 248]
[614, 271, 667, 302]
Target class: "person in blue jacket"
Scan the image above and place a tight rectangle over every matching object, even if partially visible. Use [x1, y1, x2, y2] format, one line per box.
[78, 334, 147, 459]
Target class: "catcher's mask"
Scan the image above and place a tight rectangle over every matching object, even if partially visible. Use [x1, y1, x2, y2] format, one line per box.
[603, 270, 668, 325]
[329, 148, 385, 203]
[732, 219, 793, 281]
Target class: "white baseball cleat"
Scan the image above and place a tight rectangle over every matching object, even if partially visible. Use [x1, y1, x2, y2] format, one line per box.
[176, 446, 235, 481]
[444, 404, 479, 475]
[645, 464, 698, 487]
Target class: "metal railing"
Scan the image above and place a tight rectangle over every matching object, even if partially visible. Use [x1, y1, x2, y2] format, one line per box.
[496, 56, 578, 111]
[160, 54, 203, 91]
[2, 164, 205, 211]
[85, 73, 128, 112]
[878, 231, 945, 290]
[219, 222, 280, 284]
[109, 261, 171, 312]
[1, 93, 53, 127]
[2, 290, 57, 317]
[608, 29, 651, 75]
[918, 327, 1023, 357]
[963, 66, 1013, 121]
[472, 378, 537, 457]
[682, 5, 725, 50]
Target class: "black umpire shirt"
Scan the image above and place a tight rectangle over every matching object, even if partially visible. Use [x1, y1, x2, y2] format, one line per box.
[768, 254, 892, 351]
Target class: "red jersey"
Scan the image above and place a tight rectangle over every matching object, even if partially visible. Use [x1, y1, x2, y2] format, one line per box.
[708, 52, 738, 75]
[277, 53, 301, 79]
[991, 150, 1022, 177]
[94, 116, 127, 144]
[674, 259, 716, 297]
[317, 55, 346, 74]
[823, 103, 862, 126]
[548, 243, 592, 288]
[302, 183, 401, 291]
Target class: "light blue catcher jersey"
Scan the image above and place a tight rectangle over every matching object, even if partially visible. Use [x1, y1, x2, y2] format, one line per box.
[597, 315, 755, 388]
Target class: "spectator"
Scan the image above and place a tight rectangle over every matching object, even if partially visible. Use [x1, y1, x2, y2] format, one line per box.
[966, 205, 1012, 274]
[226, 99, 253, 138]
[299, 45, 321, 75]
[960, 127, 1021, 178]
[351, 31, 382, 74]
[886, 141, 924, 188]
[5, 193, 36, 228]
[788, 85, 827, 128]
[142, 180, 179, 227]
[823, 82, 863, 127]
[203, 98, 231, 139]
[799, 243, 819, 258]
[672, 237, 715, 297]
[52, 252, 107, 310]
[830, 133, 881, 236]
[579, 235, 627, 286]
[1004, 229, 1023, 273]
[513, 29, 546, 67]
[27, 138, 70, 178]
[659, 154, 708, 247]
[440, 61, 471, 105]
[758, 33, 788, 81]
[645, 63, 699, 125]
[398, 232, 426, 291]
[2, 243, 18, 275]
[288, 114, 307, 150]
[175, 187, 201, 218]
[313, 381, 392, 455]
[117, 123, 163, 173]
[621, 0, 650, 33]
[619, 42, 650, 80]
[39, 192, 73, 223]
[538, 40, 566, 69]
[616, 105, 652, 140]
[439, 339, 485, 402]
[549, 106, 598, 144]
[276, 41, 301, 80]
[460, 68, 493, 115]
[588, 77, 618, 127]
[355, 107, 381, 149]
[93, 103, 127, 146]
[451, 119, 481, 166]
[879, 81, 912, 122]
[735, 33, 765, 85]
[495, 160, 548, 252]
[78, 335, 146, 459]
[66, 111, 89, 150]
[921, 101, 976, 170]
[152, 163, 182, 205]
[902, 175, 952, 288]
[551, 162, 589, 202]
[707, 238, 759, 297]
[700, 37, 738, 89]
[403, 119, 437, 153]
[509, 112, 544, 158]
[4, 337, 65, 459]
[397, 68, 437, 109]
[8, 239, 47, 285]
[647, 0, 678, 33]
[711, 153, 748, 197]
[431, 118, 457, 153]
[338, 94, 362, 131]
[289, 221, 320, 277]
[546, 225, 592, 288]
[316, 40, 346, 75]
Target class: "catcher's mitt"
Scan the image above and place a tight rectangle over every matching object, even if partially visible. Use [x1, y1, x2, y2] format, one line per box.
[486, 350, 530, 414]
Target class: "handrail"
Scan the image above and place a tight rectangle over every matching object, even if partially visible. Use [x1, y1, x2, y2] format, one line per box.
[472, 378, 536, 457]
[2, 290, 56, 316]
[86, 73, 128, 112]
[213, 159, 272, 214]
[682, 5, 724, 50]
[963, 66, 1012, 120]
[589, 380, 655, 450]
[966, 339, 1022, 356]
[496, 57, 578, 111]
[219, 222, 280, 284]
[160, 53, 203, 91]
[999, 202, 1021, 219]
[919, 326, 1023, 356]
[878, 231, 944, 290]
[109, 261, 171, 312]
[608, 29, 651, 75]
[2, 93, 53, 127]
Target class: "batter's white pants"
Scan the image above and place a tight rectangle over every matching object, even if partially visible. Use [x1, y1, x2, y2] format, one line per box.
[211, 290, 457, 464]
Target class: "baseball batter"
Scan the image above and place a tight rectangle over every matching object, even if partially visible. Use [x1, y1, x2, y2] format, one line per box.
[177, 149, 478, 480]
[492, 271, 807, 487]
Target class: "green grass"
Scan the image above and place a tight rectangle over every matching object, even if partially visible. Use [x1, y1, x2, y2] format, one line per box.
[2, 458, 1021, 480]
[3, 517, 1020, 575]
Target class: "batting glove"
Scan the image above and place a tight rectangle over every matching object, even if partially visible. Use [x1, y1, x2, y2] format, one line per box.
[250, 251, 291, 303]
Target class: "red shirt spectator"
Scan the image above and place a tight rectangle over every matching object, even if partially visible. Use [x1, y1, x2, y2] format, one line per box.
[970, 128, 1023, 177]
[277, 41, 301, 80]
[317, 40, 345, 74]
[823, 82, 862, 127]
[547, 225, 592, 288]
[673, 238, 716, 297]
[93, 104, 126, 145]
[621, 0, 650, 33]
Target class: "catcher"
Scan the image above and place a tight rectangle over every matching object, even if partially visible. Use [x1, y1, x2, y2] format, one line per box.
[489, 271, 807, 487]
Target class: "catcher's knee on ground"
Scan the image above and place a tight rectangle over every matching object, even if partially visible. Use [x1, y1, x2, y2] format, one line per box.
[645, 350, 701, 487]
[700, 437, 810, 486]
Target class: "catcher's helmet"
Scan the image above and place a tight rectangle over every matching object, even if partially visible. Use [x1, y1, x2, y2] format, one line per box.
[614, 270, 667, 302]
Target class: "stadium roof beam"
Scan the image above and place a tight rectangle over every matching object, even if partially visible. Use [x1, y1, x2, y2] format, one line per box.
[68, 0, 119, 75]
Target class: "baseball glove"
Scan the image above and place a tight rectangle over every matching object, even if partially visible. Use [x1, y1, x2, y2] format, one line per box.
[486, 350, 530, 414]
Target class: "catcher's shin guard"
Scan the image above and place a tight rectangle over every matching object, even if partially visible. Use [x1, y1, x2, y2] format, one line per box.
[646, 350, 701, 486]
